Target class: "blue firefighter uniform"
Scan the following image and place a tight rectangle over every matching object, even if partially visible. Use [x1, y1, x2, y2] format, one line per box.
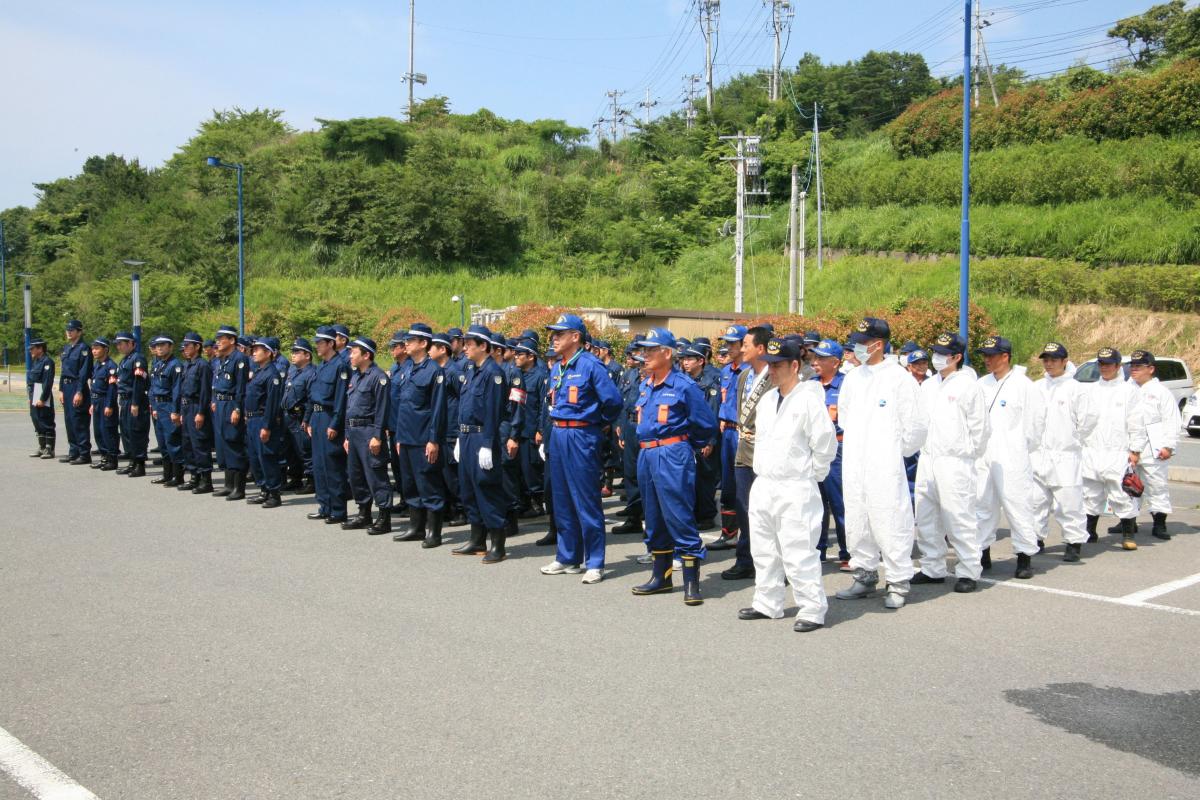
[516, 352, 548, 510]
[307, 327, 351, 522]
[457, 352, 507, 533]
[616, 359, 644, 521]
[436, 348, 467, 520]
[500, 349, 526, 519]
[393, 353, 447, 512]
[211, 335, 249, 473]
[27, 341, 56, 449]
[717, 324, 748, 538]
[244, 346, 286, 504]
[59, 327, 92, 460]
[178, 340, 214, 485]
[693, 358, 723, 525]
[815, 369, 849, 562]
[89, 344, 119, 466]
[115, 335, 150, 467]
[282, 343, 314, 489]
[149, 341, 184, 470]
[344, 345, 393, 521]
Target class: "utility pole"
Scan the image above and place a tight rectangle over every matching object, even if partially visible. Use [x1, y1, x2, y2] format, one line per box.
[604, 90, 627, 142]
[682, 74, 701, 129]
[788, 165, 805, 314]
[0, 218, 7, 369]
[973, 1, 999, 107]
[813, 102, 824, 271]
[699, 1, 720, 119]
[403, 0, 428, 121]
[767, 1, 794, 102]
[960, 1, 973, 345]
[720, 131, 769, 313]
[638, 89, 659, 125]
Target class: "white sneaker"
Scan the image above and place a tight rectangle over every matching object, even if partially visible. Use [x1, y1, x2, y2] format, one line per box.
[636, 553, 653, 565]
[581, 569, 603, 584]
[541, 561, 583, 575]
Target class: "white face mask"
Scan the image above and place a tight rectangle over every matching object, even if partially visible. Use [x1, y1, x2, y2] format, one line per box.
[932, 353, 951, 372]
[853, 344, 870, 363]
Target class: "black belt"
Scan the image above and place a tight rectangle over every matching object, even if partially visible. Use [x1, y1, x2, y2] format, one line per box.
[311, 403, 330, 413]
[118, 393, 131, 400]
[348, 418, 374, 427]
[180, 398, 199, 405]
[246, 411, 264, 418]
[459, 424, 483, 433]
[151, 395, 171, 401]
[61, 377, 77, 384]
[214, 392, 235, 401]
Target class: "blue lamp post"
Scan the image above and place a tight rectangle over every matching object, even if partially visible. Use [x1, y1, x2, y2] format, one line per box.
[206, 156, 245, 333]
[1, 218, 7, 369]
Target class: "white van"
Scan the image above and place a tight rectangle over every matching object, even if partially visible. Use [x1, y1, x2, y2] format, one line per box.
[1073, 355, 1194, 411]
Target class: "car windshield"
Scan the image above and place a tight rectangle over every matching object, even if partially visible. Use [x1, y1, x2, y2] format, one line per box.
[1075, 361, 1131, 383]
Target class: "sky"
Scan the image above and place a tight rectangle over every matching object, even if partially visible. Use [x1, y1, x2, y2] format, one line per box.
[0, 0, 1159, 210]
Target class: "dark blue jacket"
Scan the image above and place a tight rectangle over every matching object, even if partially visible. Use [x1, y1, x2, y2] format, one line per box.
[91, 357, 118, 411]
[28, 354, 55, 405]
[346, 363, 391, 441]
[116, 351, 148, 405]
[60, 341, 92, 389]
[212, 350, 249, 414]
[306, 356, 350, 434]
[150, 356, 183, 413]
[458, 357, 506, 451]
[392, 356, 445, 446]
[244, 361, 284, 431]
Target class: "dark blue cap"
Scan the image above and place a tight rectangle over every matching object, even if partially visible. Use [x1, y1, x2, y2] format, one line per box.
[803, 330, 821, 345]
[405, 322, 433, 341]
[907, 349, 930, 364]
[520, 329, 540, 343]
[66, 319, 83, 331]
[314, 325, 336, 342]
[237, 335, 254, 348]
[490, 332, 508, 348]
[151, 333, 175, 346]
[291, 337, 312, 354]
[251, 337, 273, 351]
[691, 337, 713, 356]
[848, 317, 891, 345]
[1096, 347, 1121, 365]
[899, 340, 920, 354]
[546, 313, 587, 334]
[181, 331, 203, 346]
[1129, 349, 1155, 366]
[593, 339, 610, 350]
[931, 332, 966, 356]
[1038, 342, 1068, 360]
[28, 334, 46, 347]
[447, 327, 464, 339]
[514, 337, 539, 355]
[759, 322, 775, 334]
[430, 332, 452, 347]
[216, 325, 238, 338]
[389, 330, 405, 346]
[331, 324, 350, 339]
[114, 331, 135, 343]
[762, 337, 803, 363]
[350, 337, 377, 355]
[976, 336, 1012, 356]
[464, 324, 493, 344]
[720, 324, 748, 342]
[92, 336, 111, 348]
[203, 339, 216, 348]
[635, 327, 676, 350]
[812, 339, 843, 359]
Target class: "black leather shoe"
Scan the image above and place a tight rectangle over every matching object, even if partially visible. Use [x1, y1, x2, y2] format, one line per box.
[793, 619, 824, 633]
[70, 455, 92, 465]
[1015, 552, 1034, 579]
[294, 477, 316, 495]
[246, 492, 267, 505]
[953, 578, 977, 593]
[707, 534, 737, 551]
[369, 509, 393, 535]
[911, 571, 945, 584]
[262, 491, 282, 509]
[307, 511, 328, 520]
[324, 516, 347, 525]
[534, 531, 557, 546]
[737, 608, 771, 620]
[342, 506, 372, 530]
[611, 518, 643, 535]
[1063, 543, 1082, 562]
[720, 564, 755, 581]
[695, 517, 717, 531]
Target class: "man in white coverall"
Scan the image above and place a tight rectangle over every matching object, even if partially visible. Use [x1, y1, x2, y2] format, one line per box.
[975, 336, 1046, 580]
[912, 332, 989, 593]
[1031, 342, 1097, 564]
[1128, 350, 1180, 543]
[835, 317, 927, 610]
[1082, 348, 1147, 551]
[738, 337, 839, 633]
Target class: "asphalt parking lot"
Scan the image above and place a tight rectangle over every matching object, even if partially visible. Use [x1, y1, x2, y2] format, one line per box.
[1, 412, 1198, 799]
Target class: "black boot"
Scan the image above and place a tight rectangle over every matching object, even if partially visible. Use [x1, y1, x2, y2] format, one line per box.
[980, 547, 992, 570]
[226, 470, 246, 501]
[1108, 518, 1126, 534]
[262, 490, 282, 509]
[452, 523, 487, 556]
[178, 468, 198, 491]
[1085, 514, 1099, 543]
[369, 507, 393, 535]
[1121, 517, 1138, 551]
[213, 470, 233, 497]
[246, 486, 267, 504]
[58, 450, 75, 462]
[611, 516, 643, 535]
[341, 504, 373, 530]
[519, 495, 545, 519]
[422, 509, 444, 548]
[1015, 552, 1034, 579]
[101, 455, 119, 472]
[1151, 512, 1170, 540]
[30, 436, 45, 457]
[70, 453, 92, 465]
[169, 461, 185, 486]
[534, 514, 557, 546]
[192, 472, 214, 494]
[295, 475, 316, 495]
[1064, 542, 1082, 562]
[393, 507, 427, 541]
[448, 505, 468, 527]
[128, 459, 146, 477]
[505, 511, 519, 540]
[682, 556, 703, 606]
[482, 526, 507, 564]
[152, 459, 173, 484]
[632, 551, 675, 595]
[40, 435, 56, 459]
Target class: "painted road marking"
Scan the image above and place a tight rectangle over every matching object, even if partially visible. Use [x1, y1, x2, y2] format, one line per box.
[979, 578, 1200, 618]
[1119, 571, 1200, 603]
[0, 725, 98, 800]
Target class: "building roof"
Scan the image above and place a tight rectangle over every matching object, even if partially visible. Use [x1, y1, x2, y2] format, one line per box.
[601, 307, 754, 321]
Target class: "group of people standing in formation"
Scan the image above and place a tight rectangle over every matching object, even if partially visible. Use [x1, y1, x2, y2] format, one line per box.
[25, 311, 1181, 631]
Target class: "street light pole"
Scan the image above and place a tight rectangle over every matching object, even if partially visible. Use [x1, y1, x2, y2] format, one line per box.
[123, 260, 146, 353]
[1, 218, 7, 369]
[206, 157, 246, 332]
[451, 294, 465, 329]
[23, 281, 32, 374]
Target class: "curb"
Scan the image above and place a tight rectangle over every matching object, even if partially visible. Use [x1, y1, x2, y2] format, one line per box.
[1169, 465, 1200, 485]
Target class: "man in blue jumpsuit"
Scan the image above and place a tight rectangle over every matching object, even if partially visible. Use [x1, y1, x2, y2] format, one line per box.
[240, 338, 285, 508]
[513, 337, 548, 519]
[451, 326, 510, 563]
[342, 337, 393, 533]
[538, 314, 623, 584]
[210, 325, 249, 500]
[710, 324, 747, 549]
[148, 334, 185, 487]
[113, 331, 150, 477]
[59, 319, 93, 464]
[612, 344, 646, 536]
[176, 332, 214, 493]
[282, 338, 316, 496]
[430, 331, 467, 529]
[629, 328, 718, 605]
[89, 337, 120, 471]
[679, 338, 722, 530]
[811, 339, 850, 568]
[305, 326, 351, 525]
[27, 335, 57, 459]
[391, 323, 448, 544]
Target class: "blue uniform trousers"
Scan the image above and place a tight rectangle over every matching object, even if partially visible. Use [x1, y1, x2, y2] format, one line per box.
[442, 442, 460, 511]
[550, 425, 607, 570]
[694, 445, 720, 522]
[638, 442, 705, 559]
[518, 439, 544, 497]
[310, 410, 348, 519]
[29, 403, 54, 436]
[347, 426, 392, 510]
[458, 433, 506, 529]
[734, 465, 756, 570]
[63, 383, 90, 457]
[213, 399, 247, 470]
[399, 442, 446, 511]
[818, 450, 848, 560]
[91, 401, 119, 457]
[286, 415, 312, 477]
[247, 417, 283, 491]
[118, 397, 149, 459]
[152, 400, 183, 462]
[180, 400, 213, 473]
[619, 417, 641, 517]
[720, 427, 738, 509]
[502, 445, 523, 512]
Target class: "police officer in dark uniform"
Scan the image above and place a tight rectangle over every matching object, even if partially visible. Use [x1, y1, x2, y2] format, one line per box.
[386, 331, 409, 500]
[89, 336, 120, 471]
[27, 334, 56, 459]
[270, 341, 297, 490]
[612, 344, 645, 536]
[305, 326, 351, 525]
[342, 337, 393, 533]
[244, 337, 286, 508]
[210, 325, 249, 500]
[391, 323, 448, 544]
[113, 331, 150, 477]
[430, 331, 466, 530]
[451, 325, 510, 563]
[512, 336, 548, 519]
[712, 324, 748, 548]
[59, 319, 93, 464]
[176, 332, 214, 493]
[679, 339, 722, 530]
[149, 334, 185, 487]
[283, 338, 316, 495]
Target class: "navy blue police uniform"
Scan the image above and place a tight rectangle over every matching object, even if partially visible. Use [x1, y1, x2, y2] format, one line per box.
[514, 338, 548, 515]
[431, 333, 467, 525]
[282, 338, 315, 492]
[148, 335, 184, 482]
[177, 332, 214, 491]
[391, 323, 448, 542]
[244, 338, 286, 507]
[210, 326, 250, 498]
[614, 347, 644, 528]
[89, 339, 120, 468]
[27, 336, 56, 455]
[306, 326, 351, 523]
[342, 338, 393, 532]
[114, 331, 150, 473]
[59, 321, 92, 461]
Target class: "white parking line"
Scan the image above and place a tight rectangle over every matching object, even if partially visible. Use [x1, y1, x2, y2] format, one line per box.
[1119, 571, 1200, 603]
[0, 725, 98, 800]
[979, 578, 1200, 618]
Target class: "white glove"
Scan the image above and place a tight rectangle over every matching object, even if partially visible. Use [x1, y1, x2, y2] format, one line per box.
[478, 446, 493, 471]
[453, 438, 460, 462]
[538, 444, 546, 461]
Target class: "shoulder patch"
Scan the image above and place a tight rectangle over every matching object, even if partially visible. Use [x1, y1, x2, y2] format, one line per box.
[237, 362, 245, 369]
[43, 363, 50, 370]
[513, 378, 521, 386]
[436, 374, 444, 383]
[340, 371, 348, 380]
[175, 366, 182, 373]
[494, 375, 503, 384]
[380, 377, 388, 386]
[458, 375, 466, 383]
[273, 378, 280, 385]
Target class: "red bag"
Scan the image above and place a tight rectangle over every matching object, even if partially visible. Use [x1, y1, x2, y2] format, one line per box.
[1122, 465, 1144, 498]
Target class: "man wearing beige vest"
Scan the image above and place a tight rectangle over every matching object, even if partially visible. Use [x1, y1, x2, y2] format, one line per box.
[722, 326, 775, 581]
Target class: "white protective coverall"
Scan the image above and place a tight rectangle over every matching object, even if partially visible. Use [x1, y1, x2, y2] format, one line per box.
[1135, 377, 1180, 515]
[977, 369, 1047, 556]
[1032, 372, 1097, 545]
[748, 381, 839, 623]
[840, 359, 927, 584]
[1082, 376, 1146, 520]
[914, 368, 989, 580]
